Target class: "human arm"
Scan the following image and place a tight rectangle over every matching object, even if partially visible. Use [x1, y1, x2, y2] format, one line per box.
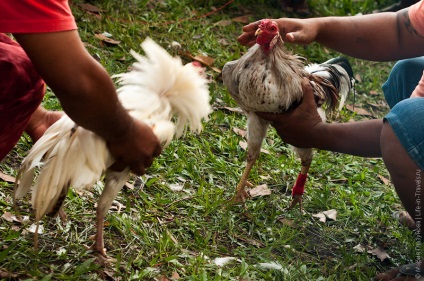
[14, 31, 161, 175]
[256, 78, 383, 157]
[238, 8, 424, 61]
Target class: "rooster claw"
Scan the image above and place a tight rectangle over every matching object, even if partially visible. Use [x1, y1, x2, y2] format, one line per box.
[287, 194, 303, 212]
[230, 188, 252, 203]
[85, 243, 116, 264]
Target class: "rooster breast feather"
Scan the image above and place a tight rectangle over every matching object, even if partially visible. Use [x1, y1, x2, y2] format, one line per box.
[222, 43, 307, 113]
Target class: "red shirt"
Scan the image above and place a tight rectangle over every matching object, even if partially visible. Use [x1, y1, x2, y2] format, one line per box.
[0, 0, 77, 33]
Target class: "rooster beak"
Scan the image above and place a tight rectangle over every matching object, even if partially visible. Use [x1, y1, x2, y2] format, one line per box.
[255, 29, 262, 36]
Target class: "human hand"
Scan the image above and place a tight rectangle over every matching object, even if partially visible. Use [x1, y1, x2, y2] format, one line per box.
[237, 18, 318, 47]
[107, 119, 162, 175]
[256, 78, 324, 148]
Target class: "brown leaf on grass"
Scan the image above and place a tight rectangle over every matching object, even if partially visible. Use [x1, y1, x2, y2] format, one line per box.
[233, 127, 247, 138]
[354, 74, 362, 83]
[278, 217, 297, 228]
[248, 184, 271, 198]
[312, 209, 337, 222]
[0, 171, 17, 183]
[370, 247, 391, 262]
[181, 51, 221, 73]
[353, 244, 391, 261]
[323, 209, 337, 221]
[193, 55, 215, 66]
[218, 38, 230, 46]
[170, 271, 180, 279]
[312, 212, 326, 223]
[1, 212, 20, 223]
[369, 90, 379, 95]
[214, 19, 232, 27]
[231, 15, 252, 24]
[0, 270, 18, 278]
[94, 34, 121, 45]
[157, 276, 169, 281]
[378, 175, 391, 185]
[345, 104, 373, 116]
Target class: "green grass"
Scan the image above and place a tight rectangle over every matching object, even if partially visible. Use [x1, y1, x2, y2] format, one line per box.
[0, 0, 421, 280]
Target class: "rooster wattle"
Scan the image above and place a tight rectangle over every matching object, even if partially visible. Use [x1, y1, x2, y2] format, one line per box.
[14, 38, 211, 259]
[222, 19, 353, 209]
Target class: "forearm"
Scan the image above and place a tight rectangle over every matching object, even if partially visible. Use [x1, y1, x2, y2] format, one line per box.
[55, 61, 134, 143]
[314, 119, 383, 157]
[312, 11, 424, 61]
[14, 31, 134, 143]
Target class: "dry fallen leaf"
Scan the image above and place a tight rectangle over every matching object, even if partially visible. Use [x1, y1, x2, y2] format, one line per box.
[248, 184, 271, 198]
[369, 90, 379, 95]
[94, 34, 121, 45]
[378, 174, 391, 185]
[312, 209, 337, 222]
[278, 217, 296, 228]
[370, 247, 391, 262]
[353, 244, 391, 262]
[218, 38, 230, 46]
[170, 271, 180, 279]
[323, 209, 337, 221]
[214, 19, 232, 27]
[312, 212, 326, 223]
[233, 127, 247, 138]
[181, 51, 221, 73]
[345, 104, 373, 116]
[231, 15, 252, 24]
[0, 270, 18, 278]
[193, 55, 215, 66]
[1, 212, 20, 223]
[354, 74, 362, 83]
[0, 171, 17, 183]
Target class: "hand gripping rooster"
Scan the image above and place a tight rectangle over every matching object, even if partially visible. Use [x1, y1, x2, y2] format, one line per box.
[14, 38, 211, 258]
[222, 19, 353, 209]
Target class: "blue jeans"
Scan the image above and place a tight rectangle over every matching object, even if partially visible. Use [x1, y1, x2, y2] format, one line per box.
[383, 57, 424, 170]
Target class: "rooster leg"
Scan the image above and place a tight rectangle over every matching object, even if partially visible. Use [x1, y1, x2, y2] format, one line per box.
[232, 158, 258, 203]
[89, 169, 129, 260]
[232, 113, 269, 203]
[288, 148, 313, 211]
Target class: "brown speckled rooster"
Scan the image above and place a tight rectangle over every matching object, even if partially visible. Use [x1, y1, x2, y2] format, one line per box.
[222, 19, 353, 209]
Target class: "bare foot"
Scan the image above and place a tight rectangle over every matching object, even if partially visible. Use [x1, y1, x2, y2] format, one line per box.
[375, 262, 424, 280]
[393, 211, 417, 231]
[25, 106, 63, 142]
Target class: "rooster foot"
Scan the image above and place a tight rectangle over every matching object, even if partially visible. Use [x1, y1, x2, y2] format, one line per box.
[287, 194, 303, 212]
[230, 181, 253, 203]
[85, 239, 117, 264]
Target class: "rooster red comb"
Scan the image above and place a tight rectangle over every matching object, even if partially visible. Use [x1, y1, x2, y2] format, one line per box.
[258, 19, 273, 29]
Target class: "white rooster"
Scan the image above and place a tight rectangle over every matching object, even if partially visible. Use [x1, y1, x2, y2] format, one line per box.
[222, 19, 353, 209]
[14, 38, 211, 258]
